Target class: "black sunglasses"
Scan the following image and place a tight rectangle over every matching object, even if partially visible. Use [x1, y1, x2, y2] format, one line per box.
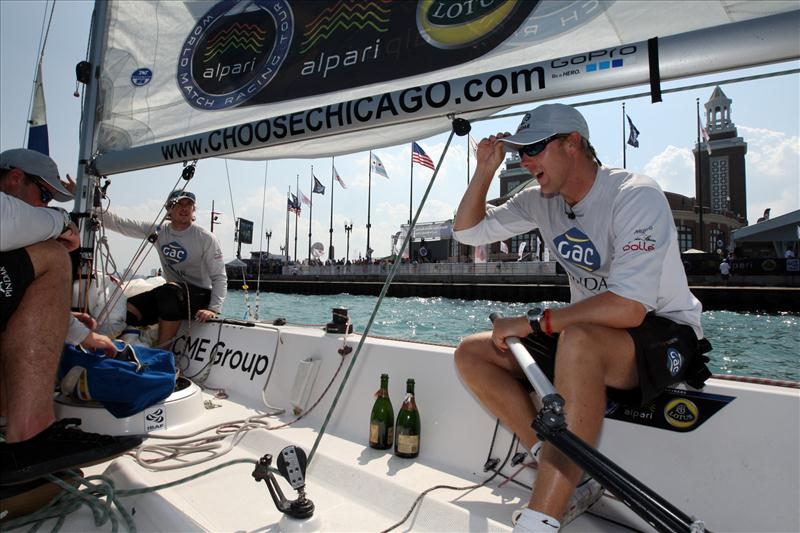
[517, 134, 568, 159]
[24, 173, 54, 204]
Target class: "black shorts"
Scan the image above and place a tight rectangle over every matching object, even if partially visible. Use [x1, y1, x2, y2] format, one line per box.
[127, 282, 211, 326]
[0, 249, 35, 332]
[519, 314, 712, 407]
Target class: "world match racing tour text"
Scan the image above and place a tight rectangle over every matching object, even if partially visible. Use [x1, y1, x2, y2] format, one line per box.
[160, 66, 547, 161]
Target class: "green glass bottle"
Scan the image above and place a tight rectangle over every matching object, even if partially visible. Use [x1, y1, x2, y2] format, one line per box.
[369, 373, 394, 449]
[394, 378, 421, 458]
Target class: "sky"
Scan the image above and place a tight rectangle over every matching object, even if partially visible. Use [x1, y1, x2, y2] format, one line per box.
[1, 1, 798, 276]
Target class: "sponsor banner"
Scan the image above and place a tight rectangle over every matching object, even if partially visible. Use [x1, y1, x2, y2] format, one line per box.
[605, 387, 735, 433]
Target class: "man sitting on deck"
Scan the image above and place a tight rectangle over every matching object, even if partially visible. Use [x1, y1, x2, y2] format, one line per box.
[452, 105, 711, 532]
[1, 148, 141, 485]
[102, 190, 227, 348]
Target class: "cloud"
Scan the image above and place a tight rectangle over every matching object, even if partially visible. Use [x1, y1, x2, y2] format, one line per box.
[643, 145, 695, 196]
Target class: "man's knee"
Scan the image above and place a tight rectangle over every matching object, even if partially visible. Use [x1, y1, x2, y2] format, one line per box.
[25, 240, 70, 279]
[556, 323, 599, 365]
[454, 333, 491, 374]
[156, 283, 186, 321]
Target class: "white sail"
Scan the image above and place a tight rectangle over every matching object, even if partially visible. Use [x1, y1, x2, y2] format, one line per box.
[90, 1, 800, 175]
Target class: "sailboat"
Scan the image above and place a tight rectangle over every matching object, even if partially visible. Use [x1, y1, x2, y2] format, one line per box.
[9, 2, 800, 531]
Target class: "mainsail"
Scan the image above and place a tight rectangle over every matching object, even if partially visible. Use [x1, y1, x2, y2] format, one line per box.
[89, 1, 799, 175]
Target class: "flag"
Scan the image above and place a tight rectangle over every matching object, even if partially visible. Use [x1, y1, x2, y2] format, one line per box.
[370, 152, 389, 179]
[474, 244, 487, 263]
[298, 189, 311, 206]
[626, 115, 640, 148]
[312, 175, 325, 194]
[700, 122, 712, 155]
[500, 241, 509, 254]
[469, 135, 478, 159]
[517, 241, 527, 261]
[334, 166, 347, 188]
[411, 141, 435, 171]
[287, 194, 301, 214]
[27, 62, 49, 155]
[757, 208, 771, 223]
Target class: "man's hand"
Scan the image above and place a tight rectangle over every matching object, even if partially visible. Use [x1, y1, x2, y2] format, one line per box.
[195, 309, 216, 322]
[476, 132, 511, 174]
[62, 174, 77, 196]
[491, 316, 533, 352]
[81, 331, 118, 356]
[56, 221, 80, 251]
[72, 311, 97, 331]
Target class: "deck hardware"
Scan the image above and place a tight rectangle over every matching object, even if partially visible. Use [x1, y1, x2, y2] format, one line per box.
[253, 446, 315, 519]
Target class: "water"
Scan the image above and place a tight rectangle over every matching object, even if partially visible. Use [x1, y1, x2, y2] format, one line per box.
[222, 291, 800, 382]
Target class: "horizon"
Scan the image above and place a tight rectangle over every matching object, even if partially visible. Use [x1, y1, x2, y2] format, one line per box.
[1, 1, 798, 274]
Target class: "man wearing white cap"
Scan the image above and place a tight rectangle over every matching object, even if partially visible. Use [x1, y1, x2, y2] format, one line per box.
[102, 189, 227, 347]
[453, 104, 710, 531]
[1, 148, 141, 486]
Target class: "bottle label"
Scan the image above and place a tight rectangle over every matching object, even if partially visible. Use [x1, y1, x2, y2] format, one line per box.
[370, 423, 393, 446]
[397, 434, 419, 454]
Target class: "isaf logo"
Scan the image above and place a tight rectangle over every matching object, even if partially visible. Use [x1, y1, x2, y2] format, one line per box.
[177, 0, 293, 110]
[554, 228, 601, 272]
[162, 241, 188, 264]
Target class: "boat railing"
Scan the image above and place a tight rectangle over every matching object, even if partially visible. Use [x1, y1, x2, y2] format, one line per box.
[282, 261, 559, 277]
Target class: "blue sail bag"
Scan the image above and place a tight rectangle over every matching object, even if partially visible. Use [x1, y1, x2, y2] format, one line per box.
[58, 341, 177, 418]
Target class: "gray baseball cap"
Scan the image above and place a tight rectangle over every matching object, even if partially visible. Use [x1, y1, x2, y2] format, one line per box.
[501, 104, 590, 151]
[166, 189, 196, 205]
[0, 148, 73, 201]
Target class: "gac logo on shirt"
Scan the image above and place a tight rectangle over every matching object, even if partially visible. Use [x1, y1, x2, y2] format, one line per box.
[554, 228, 601, 272]
[161, 241, 188, 264]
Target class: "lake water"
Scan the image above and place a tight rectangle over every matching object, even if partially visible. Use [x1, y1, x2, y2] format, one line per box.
[221, 290, 799, 382]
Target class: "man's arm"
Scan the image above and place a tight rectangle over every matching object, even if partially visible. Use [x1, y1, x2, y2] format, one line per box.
[196, 233, 227, 321]
[101, 211, 156, 239]
[453, 134, 508, 231]
[1, 192, 65, 251]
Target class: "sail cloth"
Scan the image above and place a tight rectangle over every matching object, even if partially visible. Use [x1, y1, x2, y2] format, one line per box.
[91, 1, 800, 175]
[28, 62, 49, 155]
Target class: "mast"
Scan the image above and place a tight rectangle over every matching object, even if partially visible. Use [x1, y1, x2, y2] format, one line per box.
[409, 143, 414, 224]
[74, 1, 110, 250]
[294, 174, 299, 261]
[285, 188, 290, 264]
[622, 102, 627, 168]
[329, 157, 334, 261]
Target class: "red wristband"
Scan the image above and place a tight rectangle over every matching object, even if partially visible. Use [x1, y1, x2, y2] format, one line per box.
[542, 308, 553, 336]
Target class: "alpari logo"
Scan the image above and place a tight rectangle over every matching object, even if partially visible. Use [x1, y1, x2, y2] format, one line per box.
[162, 241, 188, 264]
[554, 228, 601, 272]
[178, 0, 293, 110]
[417, 0, 537, 49]
[664, 398, 699, 429]
[299, 1, 389, 79]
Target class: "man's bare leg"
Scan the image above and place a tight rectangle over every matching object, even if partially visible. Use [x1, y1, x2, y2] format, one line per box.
[530, 323, 638, 521]
[157, 319, 181, 348]
[0, 241, 71, 442]
[454, 331, 540, 451]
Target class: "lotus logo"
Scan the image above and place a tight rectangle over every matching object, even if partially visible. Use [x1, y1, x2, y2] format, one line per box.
[177, 0, 293, 110]
[417, 0, 537, 49]
[554, 228, 601, 272]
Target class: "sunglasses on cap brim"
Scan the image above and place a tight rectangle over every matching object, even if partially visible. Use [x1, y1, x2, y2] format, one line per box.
[517, 134, 569, 159]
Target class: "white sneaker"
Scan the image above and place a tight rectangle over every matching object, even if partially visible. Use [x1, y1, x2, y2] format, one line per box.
[511, 479, 604, 528]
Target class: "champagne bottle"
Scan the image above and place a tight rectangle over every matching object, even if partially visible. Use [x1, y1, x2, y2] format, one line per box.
[369, 373, 394, 449]
[394, 378, 420, 458]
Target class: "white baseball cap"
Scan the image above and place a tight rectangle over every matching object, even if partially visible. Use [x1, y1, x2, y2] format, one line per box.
[501, 104, 590, 151]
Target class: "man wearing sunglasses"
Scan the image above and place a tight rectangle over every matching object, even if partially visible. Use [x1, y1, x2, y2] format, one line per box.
[1, 148, 141, 487]
[453, 104, 710, 532]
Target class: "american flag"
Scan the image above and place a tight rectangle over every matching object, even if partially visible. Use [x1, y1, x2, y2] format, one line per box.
[287, 194, 301, 214]
[412, 141, 435, 171]
[333, 166, 347, 188]
[468, 135, 478, 159]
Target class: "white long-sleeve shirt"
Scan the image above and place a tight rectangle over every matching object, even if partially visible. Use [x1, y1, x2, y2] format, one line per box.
[1, 192, 89, 343]
[102, 212, 227, 312]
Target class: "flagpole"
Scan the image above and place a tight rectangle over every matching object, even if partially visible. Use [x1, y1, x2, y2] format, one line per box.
[285, 188, 290, 264]
[308, 166, 314, 263]
[329, 157, 335, 261]
[294, 174, 299, 262]
[466, 136, 470, 187]
[622, 102, 627, 168]
[367, 151, 373, 262]
[696, 97, 705, 252]
[409, 143, 414, 224]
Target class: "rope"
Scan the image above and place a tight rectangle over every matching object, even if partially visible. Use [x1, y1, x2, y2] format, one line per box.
[307, 129, 457, 464]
